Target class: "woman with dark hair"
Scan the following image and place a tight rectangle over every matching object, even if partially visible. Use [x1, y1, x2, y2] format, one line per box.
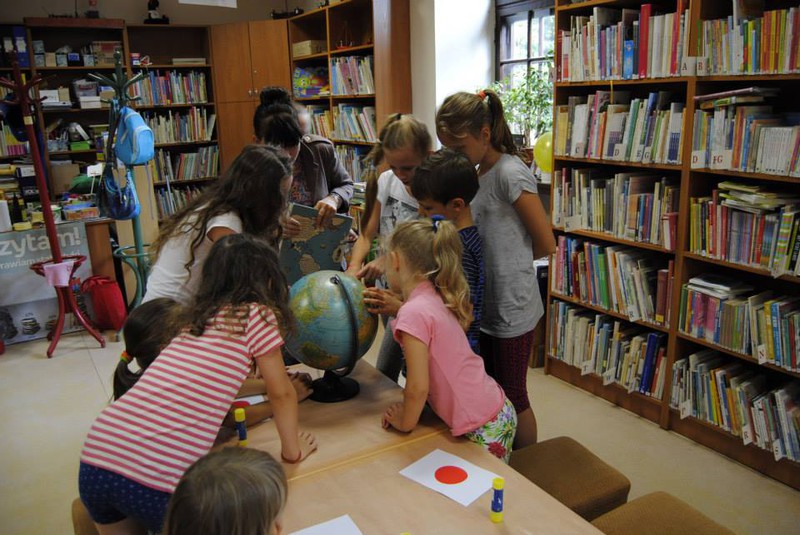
[254, 87, 354, 228]
[142, 144, 293, 305]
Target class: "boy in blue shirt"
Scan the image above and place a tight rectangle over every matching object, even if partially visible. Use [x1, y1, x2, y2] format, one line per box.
[364, 149, 483, 353]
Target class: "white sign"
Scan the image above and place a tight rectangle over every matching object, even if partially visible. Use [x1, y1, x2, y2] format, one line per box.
[179, 0, 237, 7]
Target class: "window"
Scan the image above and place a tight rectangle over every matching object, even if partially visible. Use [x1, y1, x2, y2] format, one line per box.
[496, 1, 555, 84]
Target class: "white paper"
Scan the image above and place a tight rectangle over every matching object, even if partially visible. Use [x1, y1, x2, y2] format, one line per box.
[234, 394, 267, 405]
[399, 449, 498, 507]
[179, 0, 237, 7]
[289, 515, 363, 535]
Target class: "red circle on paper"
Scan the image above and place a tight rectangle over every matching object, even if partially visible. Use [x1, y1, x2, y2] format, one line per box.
[434, 465, 468, 485]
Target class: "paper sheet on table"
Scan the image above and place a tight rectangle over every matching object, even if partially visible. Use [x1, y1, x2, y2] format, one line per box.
[399, 448, 499, 506]
[289, 514, 363, 535]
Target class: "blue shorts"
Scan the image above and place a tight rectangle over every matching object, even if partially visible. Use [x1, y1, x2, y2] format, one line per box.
[78, 462, 172, 533]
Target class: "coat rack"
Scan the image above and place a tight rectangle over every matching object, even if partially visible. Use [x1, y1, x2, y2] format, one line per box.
[0, 56, 105, 357]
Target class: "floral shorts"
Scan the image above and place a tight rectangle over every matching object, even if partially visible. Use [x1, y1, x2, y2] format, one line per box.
[463, 397, 517, 463]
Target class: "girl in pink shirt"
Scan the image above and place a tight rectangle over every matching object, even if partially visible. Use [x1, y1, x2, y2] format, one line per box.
[381, 218, 517, 461]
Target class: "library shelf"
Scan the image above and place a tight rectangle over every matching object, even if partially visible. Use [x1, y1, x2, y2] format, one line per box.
[329, 138, 377, 147]
[139, 64, 212, 69]
[0, 154, 27, 161]
[23, 17, 124, 29]
[699, 73, 800, 83]
[289, 52, 328, 61]
[556, 155, 682, 172]
[690, 167, 800, 185]
[555, 76, 691, 88]
[668, 409, 800, 489]
[34, 66, 117, 71]
[49, 149, 98, 156]
[555, 0, 625, 13]
[330, 44, 374, 56]
[42, 107, 109, 114]
[551, 292, 670, 334]
[682, 252, 800, 284]
[546, 358, 663, 423]
[154, 140, 217, 148]
[675, 332, 800, 380]
[552, 226, 674, 254]
[331, 94, 376, 99]
[152, 176, 217, 187]
[295, 95, 331, 102]
[133, 103, 215, 110]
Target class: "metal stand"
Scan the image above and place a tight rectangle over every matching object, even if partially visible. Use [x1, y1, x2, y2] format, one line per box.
[0, 60, 105, 357]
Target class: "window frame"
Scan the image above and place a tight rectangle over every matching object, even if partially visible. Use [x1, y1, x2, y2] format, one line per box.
[495, 0, 555, 83]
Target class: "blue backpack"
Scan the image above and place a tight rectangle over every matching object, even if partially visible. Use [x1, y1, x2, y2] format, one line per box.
[115, 106, 154, 165]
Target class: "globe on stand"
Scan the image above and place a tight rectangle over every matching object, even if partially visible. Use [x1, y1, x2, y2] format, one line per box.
[286, 271, 378, 402]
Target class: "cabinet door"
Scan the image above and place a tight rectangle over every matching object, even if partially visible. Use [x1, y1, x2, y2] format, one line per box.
[210, 22, 256, 103]
[249, 20, 292, 95]
[217, 101, 259, 171]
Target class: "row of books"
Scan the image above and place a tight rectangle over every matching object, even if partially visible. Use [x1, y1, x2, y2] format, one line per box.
[153, 146, 219, 183]
[1, 122, 28, 157]
[142, 108, 217, 145]
[335, 145, 370, 183]
[699, 7, 800, 76]
[552, 236, 675, 327]
[332, 104, 377, 143]
[554, 90, 685, 165]
[690, 90, 800, 176]
[155, 184, 206, 220]
[548, 301, 669, 399]
[689, 181, 800, 277]
[306, 105, 333, 138]
[677, 274, 800, 371]
[128, 70, 209, 106]
[552, 169, 679, 251]
[558, 3, 690, 82]
[670, 350, 800, 462]
[330, 56, 374, 96]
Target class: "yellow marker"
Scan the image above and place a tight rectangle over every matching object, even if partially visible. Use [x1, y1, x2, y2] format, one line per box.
[234, 407, 248, 447]
[490, 477, 504, 523]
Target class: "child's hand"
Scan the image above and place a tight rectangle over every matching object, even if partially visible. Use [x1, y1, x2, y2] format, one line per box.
[382, 402, 412, 432]
[282, 431, 318, 463]
[289, 371, 313, 402]
[281, 216, 302, 238]
[364, 288, 403, 317]
[355, 257, 384, 282]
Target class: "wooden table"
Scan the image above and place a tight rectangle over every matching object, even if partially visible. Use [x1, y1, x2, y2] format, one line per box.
[245, 360, 448, 480]
[283, 432, 603, 534]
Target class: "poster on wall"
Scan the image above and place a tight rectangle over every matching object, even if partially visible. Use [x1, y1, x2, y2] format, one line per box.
[178, 0, 237, 7]
[0, 222, 93, 346]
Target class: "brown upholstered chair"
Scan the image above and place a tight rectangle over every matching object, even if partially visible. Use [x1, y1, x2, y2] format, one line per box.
[591, 491, 736, 535]
[509, 436, 631, 521]
[72, 498, 99, 535]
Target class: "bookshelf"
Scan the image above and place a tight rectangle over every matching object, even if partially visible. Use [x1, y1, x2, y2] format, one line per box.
[547, 0, 800, 490]
[287, 0, 411, 178]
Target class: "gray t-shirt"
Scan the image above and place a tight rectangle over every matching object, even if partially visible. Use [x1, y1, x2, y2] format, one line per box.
[471, 153, 542, 338]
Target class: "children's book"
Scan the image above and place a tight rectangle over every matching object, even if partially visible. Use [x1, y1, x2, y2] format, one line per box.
[279, 203, 353, 285]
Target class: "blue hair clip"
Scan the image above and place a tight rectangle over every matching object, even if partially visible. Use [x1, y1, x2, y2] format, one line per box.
[431, 215, 444, 232]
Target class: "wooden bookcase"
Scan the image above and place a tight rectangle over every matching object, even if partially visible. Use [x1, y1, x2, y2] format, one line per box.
[287, 0, 411, 177]
[547, 0, 800, 490]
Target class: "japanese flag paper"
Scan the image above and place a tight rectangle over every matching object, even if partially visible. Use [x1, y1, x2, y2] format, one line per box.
[399, 449, 499, 506]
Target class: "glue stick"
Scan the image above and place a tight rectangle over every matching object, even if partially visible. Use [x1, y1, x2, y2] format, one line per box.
[490, 477, 504, 523]
[234, 407, 248, 447]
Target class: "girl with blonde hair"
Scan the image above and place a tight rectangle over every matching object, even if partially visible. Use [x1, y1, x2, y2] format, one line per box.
[381, 218, 516, 461]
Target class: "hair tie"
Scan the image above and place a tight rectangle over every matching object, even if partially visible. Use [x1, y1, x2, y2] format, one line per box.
[477, 90, 486, 100]
[120, 350, 132, 363]
[431, 215, 444, 232]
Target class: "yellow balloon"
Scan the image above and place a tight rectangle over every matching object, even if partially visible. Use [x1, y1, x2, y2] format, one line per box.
[533, 131, 553, 173]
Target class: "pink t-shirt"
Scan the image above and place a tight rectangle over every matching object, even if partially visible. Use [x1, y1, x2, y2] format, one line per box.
[392, 281, 505, 436]
[80, 304, 283, 493]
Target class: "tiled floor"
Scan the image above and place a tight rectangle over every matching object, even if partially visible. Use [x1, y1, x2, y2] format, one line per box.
[1, 328, 799, 534]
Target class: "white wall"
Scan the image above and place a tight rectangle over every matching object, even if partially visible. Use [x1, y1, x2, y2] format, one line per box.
[410, 0, 494, 144]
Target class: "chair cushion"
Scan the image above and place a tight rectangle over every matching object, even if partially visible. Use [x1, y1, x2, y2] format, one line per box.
[509, 436, 631, 520]
[591, 491, 735, 535]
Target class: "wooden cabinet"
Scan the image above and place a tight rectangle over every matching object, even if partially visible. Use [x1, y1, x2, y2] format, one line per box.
[211, 20, 290, 169]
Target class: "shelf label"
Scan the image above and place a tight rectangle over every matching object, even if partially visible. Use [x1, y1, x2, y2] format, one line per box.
[741, 424, 753, 446]
[641, 147, 653, 164]
[571, 143, 585, 158]
[696, 56, 710, 76]
[633, 145, 644, 162]
[564, 215, 581, 232]
[680, 399, 692, 419]
[681, 57, 697, 76]
[773, 442, 784, 461]
[757, 344, 767, 365]
[690, 150, 706, 169]
[602, 367, 616, 386]
[710, 150, 732, 170]
[581, 360, 593, 376]
[612, 143, 624, 160]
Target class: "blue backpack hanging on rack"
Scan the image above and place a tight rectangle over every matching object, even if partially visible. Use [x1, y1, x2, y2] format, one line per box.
[98, 101, 154, 220]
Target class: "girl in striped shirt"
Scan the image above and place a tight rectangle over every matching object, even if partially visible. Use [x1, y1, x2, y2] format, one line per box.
[79, 234, 317, 535]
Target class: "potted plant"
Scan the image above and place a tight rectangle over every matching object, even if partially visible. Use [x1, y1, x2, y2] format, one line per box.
[490, 59, 554, 149]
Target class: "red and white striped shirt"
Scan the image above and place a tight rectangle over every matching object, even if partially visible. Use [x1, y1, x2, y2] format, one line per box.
[80, 304, 283, 493]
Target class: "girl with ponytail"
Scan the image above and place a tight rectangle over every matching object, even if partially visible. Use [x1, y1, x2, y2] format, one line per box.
[380, 218, 517, 462]
[436, 90, 556, 449]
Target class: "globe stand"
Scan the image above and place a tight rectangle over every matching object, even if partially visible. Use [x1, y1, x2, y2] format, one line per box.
[310, 370, 360, 403]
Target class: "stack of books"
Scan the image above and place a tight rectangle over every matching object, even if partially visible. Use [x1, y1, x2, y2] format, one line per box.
[554, 90, 685, 165]
[332, 104, 377, 142]
[330, 55, 374, 95]
[129, 70, 209, 106]
[306, 105, 333, 138]
[156, 184, 206, 220]
[154, 146, 219, 182]
[335, 145, 370, 183]
[142, 108, 216, 144]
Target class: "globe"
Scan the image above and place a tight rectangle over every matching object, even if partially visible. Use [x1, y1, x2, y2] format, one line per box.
[286, 270, 378, 402]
